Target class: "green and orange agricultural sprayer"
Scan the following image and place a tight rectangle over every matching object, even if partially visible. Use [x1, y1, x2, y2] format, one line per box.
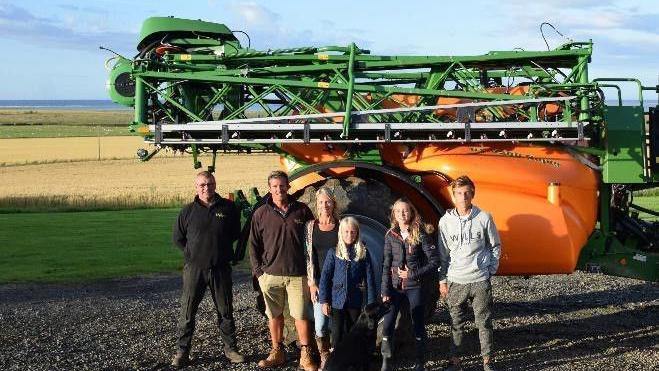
[107, 17, 658, 282]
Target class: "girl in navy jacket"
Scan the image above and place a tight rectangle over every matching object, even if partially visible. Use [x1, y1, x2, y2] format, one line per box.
[319, 216, 376, 348]
[381, 198, 440, 371]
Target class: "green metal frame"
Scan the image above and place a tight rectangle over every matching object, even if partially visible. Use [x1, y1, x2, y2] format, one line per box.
[126, 38, 597, 164]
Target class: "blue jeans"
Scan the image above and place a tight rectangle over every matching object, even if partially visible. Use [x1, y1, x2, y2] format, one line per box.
[382, 287, 426, 339]
[313, 301, 330, 337]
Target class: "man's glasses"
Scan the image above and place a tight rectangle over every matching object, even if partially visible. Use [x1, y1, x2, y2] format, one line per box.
[197, 182, 216, 188]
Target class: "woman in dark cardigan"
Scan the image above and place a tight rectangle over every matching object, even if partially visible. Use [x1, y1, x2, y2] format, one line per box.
[304, 186, 339, 368]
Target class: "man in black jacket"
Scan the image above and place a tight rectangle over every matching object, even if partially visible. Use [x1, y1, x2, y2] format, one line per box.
[171, 171, 245, 368]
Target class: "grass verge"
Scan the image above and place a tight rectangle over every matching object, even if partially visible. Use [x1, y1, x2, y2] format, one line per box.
[634, 196, 658, 221]
[635, 187, 659, 197]
[0, 208, 251, 283]
[0, 109, 133, 126]
[0, 109, 133, 138]
[0, 209, 184, 283]
[0, 125, 131, 138]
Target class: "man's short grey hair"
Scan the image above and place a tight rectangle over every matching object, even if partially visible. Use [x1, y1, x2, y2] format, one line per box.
[196, 170, 215, 179]
[267, 170, 289, 185]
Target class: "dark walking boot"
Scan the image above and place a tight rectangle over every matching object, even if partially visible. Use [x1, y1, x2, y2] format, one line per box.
[380, 337, 393, 371]
[443, 357, 464, 371]
[482, 356, 498, 371]
[171, 351, 190, 368]
[224, 346, 245, 363]
[413, 337, 426, 371]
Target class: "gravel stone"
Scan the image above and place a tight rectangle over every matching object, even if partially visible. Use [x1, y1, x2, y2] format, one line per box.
[0, 271, 657, 370]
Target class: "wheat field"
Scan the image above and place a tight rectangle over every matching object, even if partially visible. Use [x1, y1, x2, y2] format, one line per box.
[0, 136, 147, 165]
[0, 154, 280, 210]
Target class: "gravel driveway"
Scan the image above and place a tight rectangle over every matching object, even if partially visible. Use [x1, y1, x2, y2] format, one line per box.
[0, 271, 657, 370]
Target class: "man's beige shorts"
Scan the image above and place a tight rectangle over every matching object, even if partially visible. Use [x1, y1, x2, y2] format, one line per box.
[258, 273, 311, 320]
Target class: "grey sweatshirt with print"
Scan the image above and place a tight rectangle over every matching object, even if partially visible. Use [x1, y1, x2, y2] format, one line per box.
[437, 206, 501, 284]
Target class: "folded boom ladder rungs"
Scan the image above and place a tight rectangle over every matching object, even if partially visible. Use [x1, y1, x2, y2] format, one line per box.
[148, 96, 586, 144]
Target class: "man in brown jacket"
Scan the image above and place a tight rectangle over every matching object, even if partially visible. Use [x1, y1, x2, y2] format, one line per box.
[249, 170, 317, 371]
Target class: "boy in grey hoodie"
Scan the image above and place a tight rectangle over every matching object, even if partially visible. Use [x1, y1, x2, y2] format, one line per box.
[438, 175, 501, 371]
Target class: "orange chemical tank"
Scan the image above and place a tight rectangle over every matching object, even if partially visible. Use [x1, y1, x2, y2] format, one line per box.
[380, 143, 599, 275]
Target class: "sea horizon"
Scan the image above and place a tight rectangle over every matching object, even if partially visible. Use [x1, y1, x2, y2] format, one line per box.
[0, 100, 131, 110]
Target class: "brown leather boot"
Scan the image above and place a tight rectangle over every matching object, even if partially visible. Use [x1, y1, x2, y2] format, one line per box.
[299, 344, 319, 371]
[257, 342, 287, 368]
[315, 336, 330, 370]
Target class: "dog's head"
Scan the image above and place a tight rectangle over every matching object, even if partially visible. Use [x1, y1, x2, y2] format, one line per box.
[360, 302, 391, 330]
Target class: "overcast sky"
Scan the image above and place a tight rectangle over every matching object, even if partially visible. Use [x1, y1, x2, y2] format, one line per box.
[1, 0, 657, 100]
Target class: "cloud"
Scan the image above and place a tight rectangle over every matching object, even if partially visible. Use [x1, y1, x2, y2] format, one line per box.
[500, 1, 658, 34]
[624, 14, 659, 33]
[57, 4, 109, 15]
[492, 1, 659, 58]
[563, 12, 626, 29]
[0, 2, 39, 21]
[224, 2, 372, 50]
[229, 1, 280, 26]
[0, 4, 136, 55]
[579, 28, 659, 46]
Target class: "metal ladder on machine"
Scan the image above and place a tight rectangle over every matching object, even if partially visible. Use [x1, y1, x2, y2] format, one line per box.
[148, 96, 587, 146]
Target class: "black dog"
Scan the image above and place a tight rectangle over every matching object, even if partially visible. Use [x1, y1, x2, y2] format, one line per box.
[323, 302, 391, 371]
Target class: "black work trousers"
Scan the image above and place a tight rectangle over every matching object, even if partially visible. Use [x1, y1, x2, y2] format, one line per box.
[176, 263, 237, 353]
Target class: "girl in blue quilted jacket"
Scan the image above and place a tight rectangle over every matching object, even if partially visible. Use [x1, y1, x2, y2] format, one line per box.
[319, 216, 376, 349]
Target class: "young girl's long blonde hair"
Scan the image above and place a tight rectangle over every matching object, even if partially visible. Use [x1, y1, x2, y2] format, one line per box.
[336, 216, 367, 261]
[389, 198, 422, 245]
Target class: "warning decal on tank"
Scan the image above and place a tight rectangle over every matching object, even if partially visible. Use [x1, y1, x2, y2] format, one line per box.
[469, 147, 561, 168]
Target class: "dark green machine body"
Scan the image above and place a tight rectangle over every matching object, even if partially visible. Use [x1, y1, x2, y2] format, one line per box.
[107, 17, 658, 281]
